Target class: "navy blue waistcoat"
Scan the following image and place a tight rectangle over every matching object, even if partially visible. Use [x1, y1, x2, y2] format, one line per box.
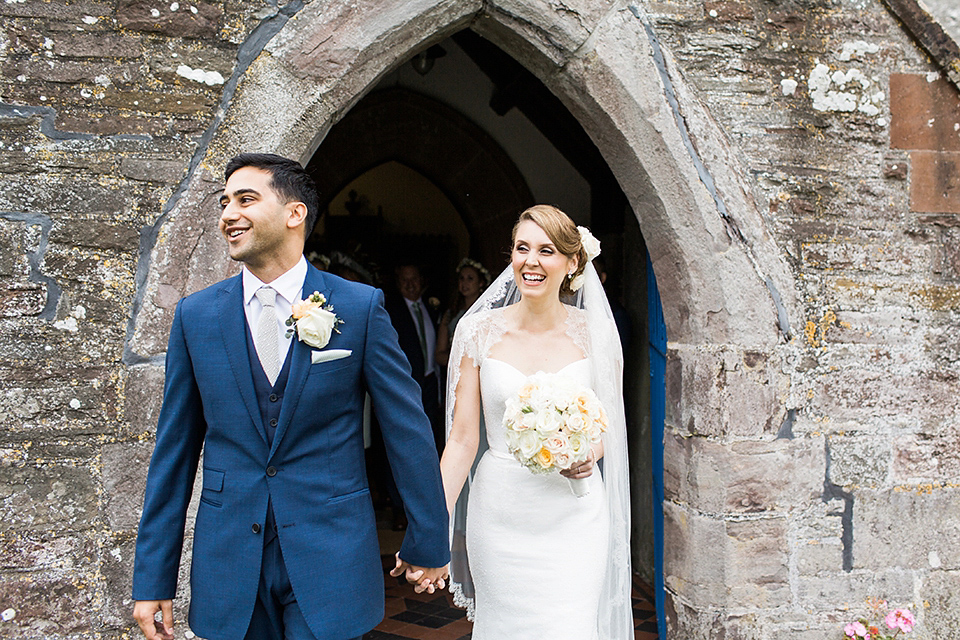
[245, 323, 294, 542]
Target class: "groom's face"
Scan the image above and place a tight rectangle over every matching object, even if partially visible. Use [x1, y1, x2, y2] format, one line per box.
[219, 166, 296, 269]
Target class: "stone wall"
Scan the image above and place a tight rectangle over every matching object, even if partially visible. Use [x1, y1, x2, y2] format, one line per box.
[647, 0, 960, 636]
[0, 2, 275, 637]
[0, 0, 958, 638]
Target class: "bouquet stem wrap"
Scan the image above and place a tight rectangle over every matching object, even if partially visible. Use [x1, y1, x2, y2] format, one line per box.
[568, 477, 590, 498]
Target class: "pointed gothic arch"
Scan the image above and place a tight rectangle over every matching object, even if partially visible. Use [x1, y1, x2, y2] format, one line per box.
[128, 2, 800, 636]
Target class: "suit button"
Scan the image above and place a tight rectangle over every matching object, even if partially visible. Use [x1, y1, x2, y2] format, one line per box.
[269, 393, 279, 402]
[252, 523, 261, 534]
[266, 466, 277, 477]
[269, 418, 278, 427]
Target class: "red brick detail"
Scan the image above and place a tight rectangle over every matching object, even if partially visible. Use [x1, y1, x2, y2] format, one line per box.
[910, 151, 960, 214]
[890, 74, 960, 152]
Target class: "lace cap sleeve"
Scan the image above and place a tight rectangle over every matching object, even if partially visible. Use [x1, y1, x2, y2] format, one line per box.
[452, 308, 507, 369]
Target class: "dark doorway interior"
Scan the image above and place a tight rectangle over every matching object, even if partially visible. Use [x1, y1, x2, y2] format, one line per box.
[304, 27, 659, 628]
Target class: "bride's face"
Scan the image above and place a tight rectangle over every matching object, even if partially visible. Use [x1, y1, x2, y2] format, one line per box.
[511, 220, 576, 300]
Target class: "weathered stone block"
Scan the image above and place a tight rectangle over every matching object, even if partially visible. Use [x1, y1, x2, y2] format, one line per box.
[51, 33, 143, 58]
[663, 501, 727, 607]
[122, 364, 165, 437]
[96, 532, 138, 629]
[55, 111, 171, 137]
[0, 532, 95, 572]
[0, 282, 46, 317]
[889, 74, 960, 152]
[102, 442, 153, 531]
[811, 365, 959, 423]
[910, 151, 960, 214]
[827, 434, 889, 488]
[664, 433, 824, 513]
[666, 347, 785, 438]
[487, 0, 616, 55]
[922, 570, 960, 639]
[119, 157, 188, 184]
[116, 0, 223, 39]
[797, 569, 914, 611]
[796, 539, 844, 575]
[854, 488, 960, 571]
[49, 219, 140, 252]
[892, 425, 960, 483]
[0, 573, 95, 636]
[101, 88, 216, 115]
[726, 519, 791, 607]
[0, 0, 112, 19]
[937, 226, 960, 281]
[0, 464, 97, 533]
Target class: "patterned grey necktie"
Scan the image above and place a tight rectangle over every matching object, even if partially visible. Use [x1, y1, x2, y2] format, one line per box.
[255, 286, 281, 386]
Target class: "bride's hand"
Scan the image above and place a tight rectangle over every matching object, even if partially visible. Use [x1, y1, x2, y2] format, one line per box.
[560, 447, 596, 479]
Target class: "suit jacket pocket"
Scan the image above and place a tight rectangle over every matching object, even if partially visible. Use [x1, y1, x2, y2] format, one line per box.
[326, 487, 370, 505]
[200, 468, 224, 507]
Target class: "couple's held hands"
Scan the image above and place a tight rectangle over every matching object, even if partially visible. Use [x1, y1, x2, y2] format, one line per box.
[390, 552, 449, 594]
[560, 445, 599, 480]
[133, 600, 174, 640]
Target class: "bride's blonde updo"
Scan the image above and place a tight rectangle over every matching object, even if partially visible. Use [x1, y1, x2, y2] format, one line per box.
[511, 204, 588, 297]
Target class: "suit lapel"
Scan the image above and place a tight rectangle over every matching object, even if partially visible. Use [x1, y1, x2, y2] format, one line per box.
[270, 265, 332, 459]
[218, 277, 268, 445]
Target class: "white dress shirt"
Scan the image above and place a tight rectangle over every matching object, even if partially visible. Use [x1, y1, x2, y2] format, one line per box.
[242, 256, 308, 361]
[404, 296, 437, 377]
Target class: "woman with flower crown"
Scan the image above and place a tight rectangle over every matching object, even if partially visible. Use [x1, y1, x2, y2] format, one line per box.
[437, 205, 632, 638]
[435, 258, 491, 368]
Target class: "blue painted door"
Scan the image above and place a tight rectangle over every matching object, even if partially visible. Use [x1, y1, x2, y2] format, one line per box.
[647, 253, 667, 639]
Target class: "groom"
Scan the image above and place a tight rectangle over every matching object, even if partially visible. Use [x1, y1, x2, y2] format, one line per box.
[132, 153, 449, 640]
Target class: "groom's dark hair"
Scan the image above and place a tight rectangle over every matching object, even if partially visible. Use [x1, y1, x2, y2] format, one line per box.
[225, 153, 320, 241]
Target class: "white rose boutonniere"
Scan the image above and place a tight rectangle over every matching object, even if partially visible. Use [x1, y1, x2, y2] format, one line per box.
[286, 291, 343, 349]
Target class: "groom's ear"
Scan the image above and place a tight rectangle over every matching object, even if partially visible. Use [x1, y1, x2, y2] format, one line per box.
[285, 201, 308, 230]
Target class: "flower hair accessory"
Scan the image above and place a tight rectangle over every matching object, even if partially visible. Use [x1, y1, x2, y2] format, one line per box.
[286, 291, 343, 349]
[569, 226, 601, 292]
[456, 257, 492, 286]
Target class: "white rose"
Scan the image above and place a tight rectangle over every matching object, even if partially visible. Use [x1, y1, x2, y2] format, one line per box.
[505, 429, 520, 452]
[577, 226, 601, 261]
[296, 306, 337, 348]
[518, 430, 542, 459]
[569, 273, 586, 292]
[568, 431, 590, 461]
[553, 451, 573, 470]
[564, 412, 586, 433]
[543, 433, 571, 455]
[535, 408, 563, 435]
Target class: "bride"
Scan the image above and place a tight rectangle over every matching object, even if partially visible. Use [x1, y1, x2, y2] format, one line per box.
[440, 205, 632, 639]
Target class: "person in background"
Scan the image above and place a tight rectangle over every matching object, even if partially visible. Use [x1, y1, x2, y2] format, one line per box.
[435, 258, 491, 369]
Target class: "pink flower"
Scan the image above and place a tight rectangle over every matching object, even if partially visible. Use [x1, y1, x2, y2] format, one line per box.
[844, 621, 868, 638]
[884, 608, 915, 633]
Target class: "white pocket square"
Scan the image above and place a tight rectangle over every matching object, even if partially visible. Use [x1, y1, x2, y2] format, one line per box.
[311, 349, 352, 364]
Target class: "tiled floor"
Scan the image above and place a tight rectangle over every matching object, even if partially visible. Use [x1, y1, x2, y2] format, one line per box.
[363, 555, 660, 640]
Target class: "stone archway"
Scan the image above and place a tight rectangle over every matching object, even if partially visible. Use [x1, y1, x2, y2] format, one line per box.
[128, 2, 801, 636]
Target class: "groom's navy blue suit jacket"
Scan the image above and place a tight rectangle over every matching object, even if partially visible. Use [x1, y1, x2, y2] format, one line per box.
[132, 264, 449, 640]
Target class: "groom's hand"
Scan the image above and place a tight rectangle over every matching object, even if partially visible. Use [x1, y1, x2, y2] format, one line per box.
[133, 599, 174, 640]
[390, 552, 449, 594]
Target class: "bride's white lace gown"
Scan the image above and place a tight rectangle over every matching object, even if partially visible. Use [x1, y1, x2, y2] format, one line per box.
[461, 311, 610, 639]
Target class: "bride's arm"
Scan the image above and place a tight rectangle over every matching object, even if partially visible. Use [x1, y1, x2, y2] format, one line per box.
[439, 354, 481, 517]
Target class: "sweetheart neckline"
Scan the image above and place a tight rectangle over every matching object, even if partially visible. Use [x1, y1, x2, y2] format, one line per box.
[484, 357, 588, 377]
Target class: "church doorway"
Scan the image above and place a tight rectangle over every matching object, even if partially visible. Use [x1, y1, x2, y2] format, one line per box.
[304, 29, 665, 637]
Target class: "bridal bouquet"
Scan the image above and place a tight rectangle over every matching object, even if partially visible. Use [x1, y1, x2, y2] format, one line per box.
[503, 372, 608, 497]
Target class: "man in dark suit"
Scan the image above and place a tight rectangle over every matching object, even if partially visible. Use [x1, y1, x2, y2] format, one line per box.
[131, 154, 449, 640]
[386, 264, 443, 454]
